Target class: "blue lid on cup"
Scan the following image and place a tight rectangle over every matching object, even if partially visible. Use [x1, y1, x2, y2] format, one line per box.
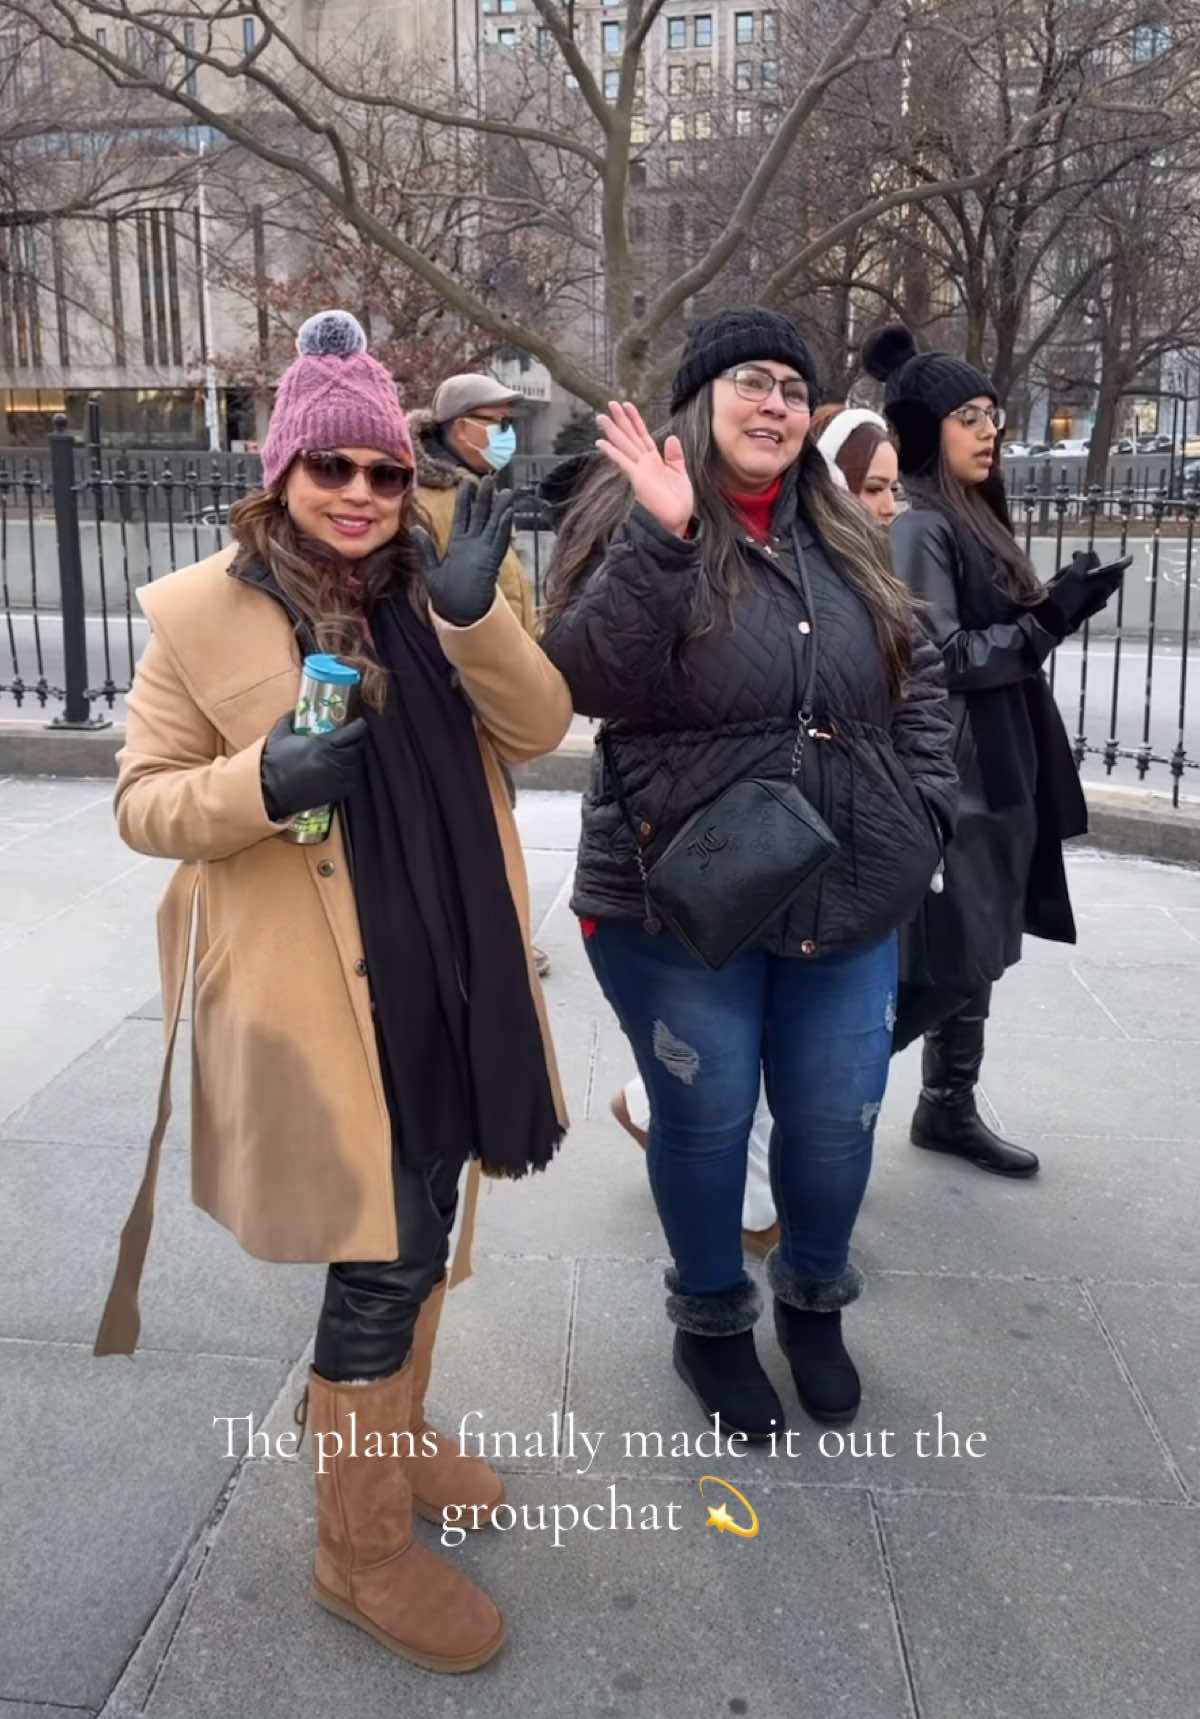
[302, 654, 361, 685]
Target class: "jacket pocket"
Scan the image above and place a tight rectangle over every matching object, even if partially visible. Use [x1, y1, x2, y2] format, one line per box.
[878, 741, 943, 863]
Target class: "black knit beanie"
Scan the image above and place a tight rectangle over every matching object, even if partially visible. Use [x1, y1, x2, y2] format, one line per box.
[861, 324, 995, 475]
[670, 308, 819, 414]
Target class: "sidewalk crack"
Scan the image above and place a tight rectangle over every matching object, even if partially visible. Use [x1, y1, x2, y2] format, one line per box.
[867, 1489, 924, 1719]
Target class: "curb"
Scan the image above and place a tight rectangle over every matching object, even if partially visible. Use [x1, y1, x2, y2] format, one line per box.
[3, 720, 1198, 867]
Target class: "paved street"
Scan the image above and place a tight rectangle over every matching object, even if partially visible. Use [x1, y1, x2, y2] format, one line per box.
[5, 610, 1200, 801]
[1, 781, 1198, 1718]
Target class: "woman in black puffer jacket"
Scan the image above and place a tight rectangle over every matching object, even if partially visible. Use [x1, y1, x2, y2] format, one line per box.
[863, 325, 1125, 1181]
[541, 310, 957, 1436]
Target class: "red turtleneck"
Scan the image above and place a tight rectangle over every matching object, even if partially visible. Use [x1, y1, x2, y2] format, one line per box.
[721, 474, 783, 543]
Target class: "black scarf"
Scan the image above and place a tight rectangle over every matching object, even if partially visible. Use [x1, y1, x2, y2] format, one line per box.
[344, 592, 563, 1179]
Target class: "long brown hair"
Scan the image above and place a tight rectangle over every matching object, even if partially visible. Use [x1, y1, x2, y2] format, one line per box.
[544, 389, 915, 696]
[908, 453, 1041, 603]
[227, 487, 431, 709]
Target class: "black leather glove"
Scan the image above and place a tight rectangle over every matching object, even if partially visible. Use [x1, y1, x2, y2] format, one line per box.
[260, 711, 368, 821]
[415, 475, 514, 627]
[1034, 549, 1124, 639]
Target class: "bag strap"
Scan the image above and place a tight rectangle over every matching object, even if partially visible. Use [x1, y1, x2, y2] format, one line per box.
[93, 860, 199, 1357]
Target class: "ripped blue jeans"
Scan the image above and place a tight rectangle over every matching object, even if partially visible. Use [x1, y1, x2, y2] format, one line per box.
[585, 923, 897, 1299]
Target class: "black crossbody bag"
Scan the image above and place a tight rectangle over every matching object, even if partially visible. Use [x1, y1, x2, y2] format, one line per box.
[599, 531, 838, 970]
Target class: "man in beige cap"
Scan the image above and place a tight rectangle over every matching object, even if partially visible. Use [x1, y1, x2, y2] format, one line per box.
[411, 373, 551, 975]
[410, 373, 535, 636]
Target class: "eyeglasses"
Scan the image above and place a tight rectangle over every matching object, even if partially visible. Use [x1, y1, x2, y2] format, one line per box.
[721, 364, 811, 412]
[463, 413, 514, 433]
[948, 404, 1006, 434]
[298, 450, 412, 499]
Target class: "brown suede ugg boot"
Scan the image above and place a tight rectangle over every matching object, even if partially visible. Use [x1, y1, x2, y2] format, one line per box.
[308, 1360, 506, 1673]
[406, 1280, 506, 1528]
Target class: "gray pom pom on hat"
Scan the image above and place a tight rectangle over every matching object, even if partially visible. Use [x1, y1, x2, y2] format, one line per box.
[295, 310, 368, 358]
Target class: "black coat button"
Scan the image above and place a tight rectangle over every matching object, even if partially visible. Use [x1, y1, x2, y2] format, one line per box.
[317, 859, 335, 877]
[354, 957, 367, 976]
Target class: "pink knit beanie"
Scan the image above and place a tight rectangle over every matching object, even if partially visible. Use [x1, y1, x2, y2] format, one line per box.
[261, 310, 414, 490]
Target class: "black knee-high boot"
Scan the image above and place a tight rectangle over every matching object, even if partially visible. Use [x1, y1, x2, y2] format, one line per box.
[910, 994, 1039, 1177]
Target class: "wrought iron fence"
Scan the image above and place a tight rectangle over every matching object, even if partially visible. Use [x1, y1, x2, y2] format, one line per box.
[2, 420, 1196, 806]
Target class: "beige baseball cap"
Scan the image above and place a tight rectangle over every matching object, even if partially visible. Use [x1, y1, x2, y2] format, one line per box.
[432, 373, 523, 424]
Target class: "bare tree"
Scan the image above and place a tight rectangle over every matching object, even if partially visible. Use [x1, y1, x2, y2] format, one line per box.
[7, 0, 1169, 407]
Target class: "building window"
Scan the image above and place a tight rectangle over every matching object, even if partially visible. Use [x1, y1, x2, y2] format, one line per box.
[95, 26, 107, 49]
[184, 21, 197, 95]
[694, 15, 713, 48]
[762, 104, 780, 131]
[1133, 24, 1170, 58]
[668, 63, 686, 97]
[630, 159, 647, 186]
[499, 0, 517, 9]
[669, 112, 686, 141]
[667, 18, 686, 50]
[564, 72, 579, 88]
[735, 106, 754, 135]
[761, 59, 777, 86]
[667, 156, 684, 182]
[763, 11, 777, 42]
[629, 207, 646, 241]
[243, 16, 256, 53]
[735, 60, 752, 91]
[694, 62, 712, 95]
[602, 22, 621, 54]
[736, 12, 754, 44]
[497, 27, 517, 47]
[694, 110, 712, 139]
[536, 25, 551, 53]
[630, 111, 646, 142]
[604, 68, 620, 99]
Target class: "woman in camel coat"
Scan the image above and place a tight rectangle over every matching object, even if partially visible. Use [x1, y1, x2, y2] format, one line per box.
[95, 311, 571, 1676]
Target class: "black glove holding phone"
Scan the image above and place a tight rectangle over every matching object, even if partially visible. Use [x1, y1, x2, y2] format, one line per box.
[1035, 549, 1131, 639]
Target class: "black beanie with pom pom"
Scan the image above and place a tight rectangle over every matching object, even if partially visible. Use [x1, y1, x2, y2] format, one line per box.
[860, 323, 995, 475]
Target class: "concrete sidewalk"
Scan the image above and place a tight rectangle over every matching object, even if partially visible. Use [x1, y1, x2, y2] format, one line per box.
[1, 781, 1198, 1719]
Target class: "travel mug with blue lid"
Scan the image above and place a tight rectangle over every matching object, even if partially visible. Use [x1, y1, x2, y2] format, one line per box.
[280, 654, 361, 845]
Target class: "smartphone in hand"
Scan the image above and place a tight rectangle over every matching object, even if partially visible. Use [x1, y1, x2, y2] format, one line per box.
[1087, 554, 1133, 580]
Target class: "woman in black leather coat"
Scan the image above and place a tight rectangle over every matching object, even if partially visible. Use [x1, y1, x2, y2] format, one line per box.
[541, 309, 957, 1438]
[863, 324, 1125, 1179]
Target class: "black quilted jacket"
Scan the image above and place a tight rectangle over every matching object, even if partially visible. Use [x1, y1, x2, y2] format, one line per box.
[541, 481, 959, 958]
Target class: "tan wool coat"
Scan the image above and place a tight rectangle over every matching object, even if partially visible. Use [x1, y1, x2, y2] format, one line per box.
[95, 546, 572, 1356]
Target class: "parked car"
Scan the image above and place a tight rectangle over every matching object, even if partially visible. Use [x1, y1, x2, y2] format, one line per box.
[1179, 459, 1200, 490]
[1049, 439, 1091, 458]
[1137, 433, 1173, 453]
[1000, 441, 1031, 458]
[1026, 441, 1051, 456]
[1111, 437, 1136, 455]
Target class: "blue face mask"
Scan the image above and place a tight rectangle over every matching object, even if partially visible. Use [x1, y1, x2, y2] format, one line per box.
[481, 423, 517, 470]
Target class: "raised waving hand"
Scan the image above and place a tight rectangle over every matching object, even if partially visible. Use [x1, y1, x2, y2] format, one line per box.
[595, 400, 694, 539]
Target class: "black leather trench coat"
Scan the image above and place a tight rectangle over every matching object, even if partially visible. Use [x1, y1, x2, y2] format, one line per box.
[889, 498, 1087, 1016]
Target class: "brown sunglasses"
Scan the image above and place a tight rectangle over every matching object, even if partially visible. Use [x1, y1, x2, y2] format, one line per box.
[298, 449, 413, 499]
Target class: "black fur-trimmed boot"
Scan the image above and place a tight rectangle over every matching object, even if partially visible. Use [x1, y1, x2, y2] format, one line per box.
[768, 1251, 863, 1425]
[912, 1006, 1039, 1177]
[666, 1273, 785, 1442]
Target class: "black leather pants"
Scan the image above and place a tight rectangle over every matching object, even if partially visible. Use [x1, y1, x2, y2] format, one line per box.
[313, 1153, 461, 1382]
